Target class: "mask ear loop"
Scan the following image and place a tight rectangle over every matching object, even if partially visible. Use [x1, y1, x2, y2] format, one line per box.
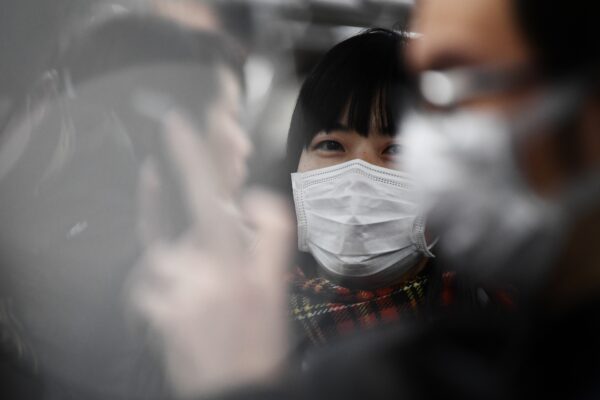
[290, 173, 309, 252]
[413, 214, 436, 258]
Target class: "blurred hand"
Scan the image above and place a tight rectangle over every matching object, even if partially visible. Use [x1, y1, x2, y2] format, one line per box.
[128, 111, 293, 398]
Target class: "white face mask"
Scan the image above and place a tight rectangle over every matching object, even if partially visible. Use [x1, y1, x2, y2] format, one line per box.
[291, 159, 434, 285]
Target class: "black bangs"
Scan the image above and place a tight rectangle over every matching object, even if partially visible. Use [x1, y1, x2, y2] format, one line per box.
[287, 28, 407, 172]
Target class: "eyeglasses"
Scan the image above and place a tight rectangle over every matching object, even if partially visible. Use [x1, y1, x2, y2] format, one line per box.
[417, 64, 539, 109]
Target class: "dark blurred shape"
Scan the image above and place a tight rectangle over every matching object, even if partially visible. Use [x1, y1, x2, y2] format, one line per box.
[515, 0, 600, 78]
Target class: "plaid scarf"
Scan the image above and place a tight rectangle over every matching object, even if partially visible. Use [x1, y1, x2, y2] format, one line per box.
[289, 267, 439, 347]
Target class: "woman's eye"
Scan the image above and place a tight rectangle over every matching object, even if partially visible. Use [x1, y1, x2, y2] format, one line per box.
[383, 144, 402, 156]
[314, 140, 344, 152]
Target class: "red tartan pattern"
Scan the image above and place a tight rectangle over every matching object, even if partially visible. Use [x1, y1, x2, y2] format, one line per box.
[289, 268, 432, 346]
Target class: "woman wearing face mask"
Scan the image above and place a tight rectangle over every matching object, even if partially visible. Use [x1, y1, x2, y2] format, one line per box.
[286, 29, 449, 353]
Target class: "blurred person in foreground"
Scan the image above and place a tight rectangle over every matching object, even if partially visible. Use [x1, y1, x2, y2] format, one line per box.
[0, 14, 292, 399]
[397, 0, 600, 396]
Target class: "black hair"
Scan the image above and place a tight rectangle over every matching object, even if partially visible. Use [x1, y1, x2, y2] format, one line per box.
[286, 28, 408, 172]
[513, 0, 600, 79]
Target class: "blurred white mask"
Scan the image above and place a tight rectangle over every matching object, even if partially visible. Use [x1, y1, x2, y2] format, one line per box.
[401, 83, 600, 289]
[291, 159, 434, 284]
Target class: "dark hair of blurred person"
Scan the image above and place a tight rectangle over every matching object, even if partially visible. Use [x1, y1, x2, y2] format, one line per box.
[0, 14, 246, 400]
[513, 0, 600, 174]
[514, 0, 600, 79]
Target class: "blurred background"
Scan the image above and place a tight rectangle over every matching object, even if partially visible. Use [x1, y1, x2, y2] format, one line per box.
[0, 0, 414, 180]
